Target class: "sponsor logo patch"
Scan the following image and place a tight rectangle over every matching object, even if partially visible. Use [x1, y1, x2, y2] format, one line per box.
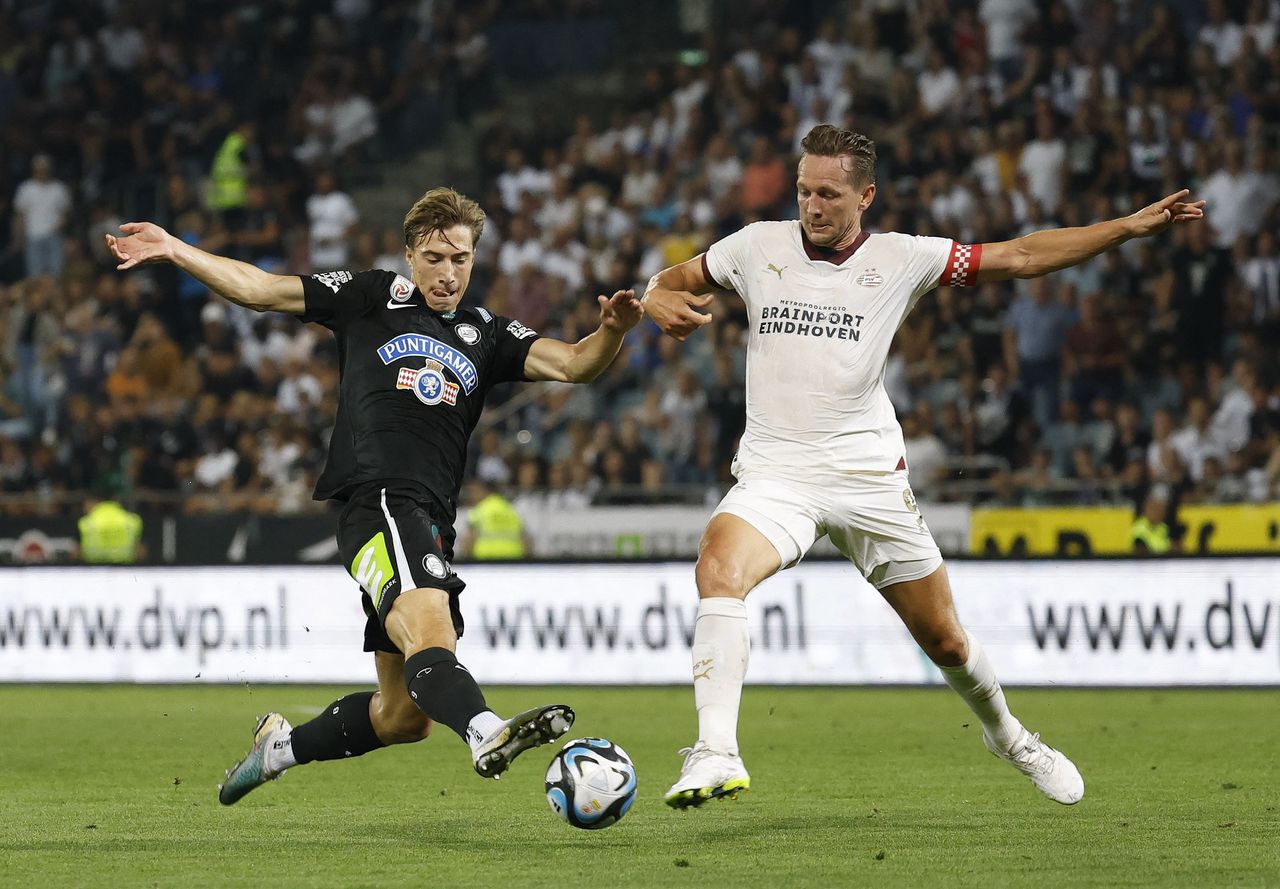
[505, 319, 537, 340]
[423, 553, 447, 578]
[389, 274, 414, 302]
[396, 361, 459, 406]
[350, 532, 396, 607]
[311, 270, 353, 294]
[455, 323, 480, 345]
[377, 333, 479, 393]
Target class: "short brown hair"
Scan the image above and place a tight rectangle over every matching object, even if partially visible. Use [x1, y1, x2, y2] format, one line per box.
[403, 187, 486, 250]
[799, 125, 877, 186]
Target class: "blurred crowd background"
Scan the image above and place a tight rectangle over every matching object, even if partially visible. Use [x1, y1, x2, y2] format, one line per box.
[2, 0, 1279, 522]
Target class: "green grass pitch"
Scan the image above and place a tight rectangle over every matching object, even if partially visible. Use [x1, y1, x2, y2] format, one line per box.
[1, 685, 1277, 888]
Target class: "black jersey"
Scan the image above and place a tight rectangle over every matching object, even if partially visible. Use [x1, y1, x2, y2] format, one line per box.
[299, 269, 540, 522]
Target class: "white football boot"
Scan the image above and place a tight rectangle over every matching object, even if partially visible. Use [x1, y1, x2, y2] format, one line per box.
[218, 712, 294, 805]
[984, 728, 1085, 805]
[664, 741, 751, 808]
[473, 704, 575, 779]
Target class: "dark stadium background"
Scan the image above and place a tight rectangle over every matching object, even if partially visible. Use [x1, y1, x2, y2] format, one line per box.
[1, 0, 1276, 564]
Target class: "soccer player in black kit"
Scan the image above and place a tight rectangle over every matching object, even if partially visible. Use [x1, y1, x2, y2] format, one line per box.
[106, 188, 643, 804]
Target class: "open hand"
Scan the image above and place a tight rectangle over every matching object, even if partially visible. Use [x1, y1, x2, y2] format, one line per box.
[105, 222, 177, 270]
[598, 288, 643, 333]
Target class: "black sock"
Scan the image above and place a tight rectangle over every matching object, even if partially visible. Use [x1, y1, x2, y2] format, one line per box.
[403, 647, 490, 742]
[290, 691, 386, 765]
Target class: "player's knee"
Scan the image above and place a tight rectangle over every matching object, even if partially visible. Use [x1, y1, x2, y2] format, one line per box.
[695, 550, 749, 599]
[923, 628, 968, 668]
[380, 710, 432, 745]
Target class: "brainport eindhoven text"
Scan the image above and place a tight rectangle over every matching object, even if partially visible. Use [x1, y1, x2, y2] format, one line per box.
[758, 306, 864, 339]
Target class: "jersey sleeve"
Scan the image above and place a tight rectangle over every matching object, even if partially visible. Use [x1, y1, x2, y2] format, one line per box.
[298, 270, 382, 328]
[490, 315, 541, 384]
[701, 225, 756, 294]
[899, 236, 954, 301]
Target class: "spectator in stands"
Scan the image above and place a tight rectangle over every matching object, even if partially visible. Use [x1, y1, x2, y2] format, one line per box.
[658, 368, 707, 484]
[1003, 277, 1076, 431]
[1241, 229, 1280, 329]
[1, 1, 1278, 520]
[1062, 293, 1127, 407]
[1200, 141, 1274, 249]
[13, 155, 71, 280]
[306, 170, 358, 272]
[740, 136, 789, 216]
[903, 407, 949, 497]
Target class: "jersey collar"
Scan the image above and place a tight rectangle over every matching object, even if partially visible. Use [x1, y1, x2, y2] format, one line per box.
[800, 226, 870, 266]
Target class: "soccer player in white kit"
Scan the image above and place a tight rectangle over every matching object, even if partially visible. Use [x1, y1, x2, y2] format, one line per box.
[643, 124, 1205, 809]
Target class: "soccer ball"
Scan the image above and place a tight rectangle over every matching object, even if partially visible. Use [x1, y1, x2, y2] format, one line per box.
[544, 738, 638, 830]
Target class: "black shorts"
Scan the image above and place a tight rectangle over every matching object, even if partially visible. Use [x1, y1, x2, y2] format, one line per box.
[336, 485, 466, 654]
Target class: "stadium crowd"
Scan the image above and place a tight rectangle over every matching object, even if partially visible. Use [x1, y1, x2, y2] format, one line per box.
[1, 0, 1279, 520]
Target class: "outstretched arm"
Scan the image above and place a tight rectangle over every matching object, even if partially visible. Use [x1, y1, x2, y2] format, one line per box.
[641, 255, 719, 341]
[976, 190, 1206, 283]
[523, 289, 642, 383]
[106, 221, 305, 314]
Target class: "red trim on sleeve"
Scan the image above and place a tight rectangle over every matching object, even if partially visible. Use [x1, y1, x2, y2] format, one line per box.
[940, 242, 982, 287]
[700, 252, 713, 287]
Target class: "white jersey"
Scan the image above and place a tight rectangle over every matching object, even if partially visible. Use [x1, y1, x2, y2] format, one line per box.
[703, 221, 975, 476]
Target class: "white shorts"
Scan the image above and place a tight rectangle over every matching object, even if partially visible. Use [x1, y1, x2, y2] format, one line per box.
[712, 470, 942, 589]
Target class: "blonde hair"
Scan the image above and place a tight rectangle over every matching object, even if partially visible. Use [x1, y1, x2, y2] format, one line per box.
[403, 187, 486, 250]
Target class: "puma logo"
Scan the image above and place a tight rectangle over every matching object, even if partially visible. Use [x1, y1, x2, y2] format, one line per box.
[766, 263, 787, 279]
[693, 658, 714, 681]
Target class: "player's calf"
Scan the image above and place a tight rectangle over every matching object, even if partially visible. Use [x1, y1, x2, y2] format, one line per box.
[401, 647, 573, 777]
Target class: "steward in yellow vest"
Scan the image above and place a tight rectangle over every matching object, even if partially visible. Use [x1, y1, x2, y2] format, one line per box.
[466, 484, 527, 560]
[78, 499, 143, 564]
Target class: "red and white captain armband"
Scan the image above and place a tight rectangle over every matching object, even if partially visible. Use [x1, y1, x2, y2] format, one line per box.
[942, 242, 982, 287]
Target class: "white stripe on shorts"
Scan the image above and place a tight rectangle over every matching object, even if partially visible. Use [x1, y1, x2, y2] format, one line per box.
[379, 487, 418, 590]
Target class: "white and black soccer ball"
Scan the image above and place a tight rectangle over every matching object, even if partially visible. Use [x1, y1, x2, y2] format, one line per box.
[545, 737, 637, 830]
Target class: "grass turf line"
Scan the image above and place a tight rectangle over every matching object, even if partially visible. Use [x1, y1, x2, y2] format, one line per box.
[0, 686, 1276, 888]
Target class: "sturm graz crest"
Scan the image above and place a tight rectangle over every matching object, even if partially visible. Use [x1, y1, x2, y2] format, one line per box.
[411, 367, 448, 405]
[395, 361, 459, 406]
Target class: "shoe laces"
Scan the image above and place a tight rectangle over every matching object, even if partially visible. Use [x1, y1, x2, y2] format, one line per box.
[676, 742, 716, 768]
[1009, 732, 1055, 776]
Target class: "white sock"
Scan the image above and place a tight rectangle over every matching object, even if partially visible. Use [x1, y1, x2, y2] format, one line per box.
[465, 710, 506, 755]
[691, 597, 750, 756]
[269, 734, 298, 771]
[938, 630, 1024, 751]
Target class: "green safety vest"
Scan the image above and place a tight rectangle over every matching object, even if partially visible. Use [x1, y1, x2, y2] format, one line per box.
[1129, 516, 1171, 554]
[470, 494, 526, 560]
[208, 131, 248, 210]
[78, 502, 143, 564]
